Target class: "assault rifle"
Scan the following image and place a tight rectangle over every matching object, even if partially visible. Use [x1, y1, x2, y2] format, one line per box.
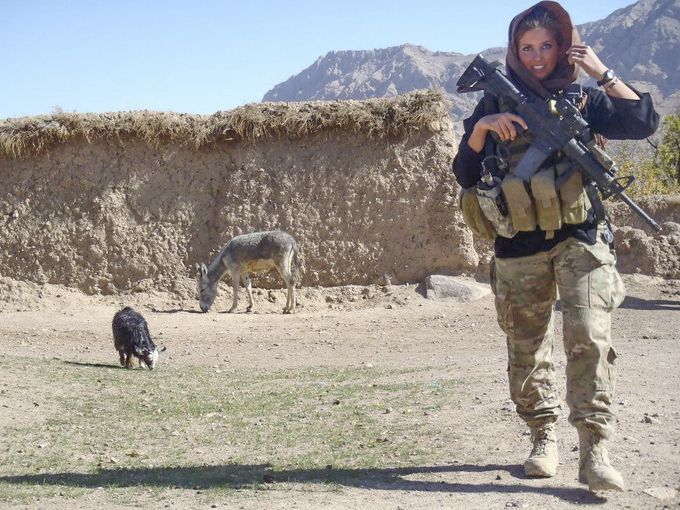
[456, 54, 662, 232]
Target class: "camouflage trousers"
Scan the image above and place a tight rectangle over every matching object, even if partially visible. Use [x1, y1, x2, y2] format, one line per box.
[492, 229, 626, 439]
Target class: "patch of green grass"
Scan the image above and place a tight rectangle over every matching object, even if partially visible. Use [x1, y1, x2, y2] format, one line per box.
[0, 356, 468, 503]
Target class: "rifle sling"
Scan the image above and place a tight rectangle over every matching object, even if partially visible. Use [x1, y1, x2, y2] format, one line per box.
[482, 93, 500, 174]
[584, 182, 606, 224]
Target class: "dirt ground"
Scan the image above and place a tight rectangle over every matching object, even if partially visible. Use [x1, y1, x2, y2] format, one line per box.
[0, 274, 679, 509]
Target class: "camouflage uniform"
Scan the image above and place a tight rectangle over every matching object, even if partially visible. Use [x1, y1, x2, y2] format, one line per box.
[492, 226, 625, 439]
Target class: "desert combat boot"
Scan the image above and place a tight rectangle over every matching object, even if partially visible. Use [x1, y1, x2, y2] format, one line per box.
[578, 427, 625, 491]
[524, 422, 558, 477]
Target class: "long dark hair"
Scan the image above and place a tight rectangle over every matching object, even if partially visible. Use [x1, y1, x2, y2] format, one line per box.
[515, 7, 563, 50]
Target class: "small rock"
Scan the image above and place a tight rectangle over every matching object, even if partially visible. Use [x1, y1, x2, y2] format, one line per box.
[424, 275, 491, 302]
[643, 487, 678, 500]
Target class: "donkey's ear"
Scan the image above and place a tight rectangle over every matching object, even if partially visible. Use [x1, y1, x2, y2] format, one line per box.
[200, 263, 208, 277]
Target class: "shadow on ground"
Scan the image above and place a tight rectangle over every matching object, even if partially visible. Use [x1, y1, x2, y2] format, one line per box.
[619, 295, 679, 311]
[554, 295, 679, 312]
[62, 361, 121, 370]
[0, 463, 606, 504]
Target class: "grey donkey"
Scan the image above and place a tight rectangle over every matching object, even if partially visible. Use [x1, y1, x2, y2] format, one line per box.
[198, 230, 302, 314]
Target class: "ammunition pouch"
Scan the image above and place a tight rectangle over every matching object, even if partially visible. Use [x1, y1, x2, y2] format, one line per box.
[476, 177, 517, 239]
[501, 175, 536, 232]
[558, 165, 591, 224]
[531, 167, 562, 237]
[461, 163, 593, 239]
[459, 188, 497, 240]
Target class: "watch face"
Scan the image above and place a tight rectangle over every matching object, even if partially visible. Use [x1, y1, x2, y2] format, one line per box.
[598, 70, 616, 85]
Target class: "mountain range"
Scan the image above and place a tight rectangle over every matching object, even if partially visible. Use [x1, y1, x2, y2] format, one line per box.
[263, 0, 680, 128]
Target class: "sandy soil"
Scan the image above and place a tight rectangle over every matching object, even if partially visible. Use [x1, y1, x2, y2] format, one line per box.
[0, 274, 679, 509]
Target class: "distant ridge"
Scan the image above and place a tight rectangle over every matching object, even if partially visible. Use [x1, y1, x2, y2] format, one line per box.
[578, 0, 679, 99]
[263, 44, 505, 122]
[263, 0, 679, 125]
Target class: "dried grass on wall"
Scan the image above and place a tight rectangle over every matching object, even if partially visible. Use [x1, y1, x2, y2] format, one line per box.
[0, 89, 452, 159]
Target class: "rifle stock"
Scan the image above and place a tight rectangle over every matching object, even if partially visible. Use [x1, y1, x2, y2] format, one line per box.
[457, 54, 662, 232]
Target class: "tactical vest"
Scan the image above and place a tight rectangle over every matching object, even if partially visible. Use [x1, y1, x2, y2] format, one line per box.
[459, 93, 591, 240]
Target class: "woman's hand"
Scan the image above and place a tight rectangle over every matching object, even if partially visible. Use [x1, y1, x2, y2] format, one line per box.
[566, 44, 607, 80]
[475, 113, 527, 142]
[467, 112, 527, 153]
[566, 44, 640, 99]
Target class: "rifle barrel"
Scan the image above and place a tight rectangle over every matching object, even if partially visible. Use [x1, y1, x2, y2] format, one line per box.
[618, 192, 662, 232]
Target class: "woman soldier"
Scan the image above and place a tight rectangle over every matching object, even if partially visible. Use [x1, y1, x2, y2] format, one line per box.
[452, 1, 659, 492]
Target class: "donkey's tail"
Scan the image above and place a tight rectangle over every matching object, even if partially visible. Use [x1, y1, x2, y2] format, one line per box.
[291, 242, 303, 285]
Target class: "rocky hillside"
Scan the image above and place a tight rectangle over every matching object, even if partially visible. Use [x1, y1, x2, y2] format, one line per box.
[263, 0, 680, 122]
[579, 0, 679, 97]
[263, 45, 505, 122]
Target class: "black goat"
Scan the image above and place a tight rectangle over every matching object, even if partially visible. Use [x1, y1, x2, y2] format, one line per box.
[112, 307, 160, 369]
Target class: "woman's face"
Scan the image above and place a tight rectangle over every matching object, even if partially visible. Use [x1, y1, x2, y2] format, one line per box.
[517, 27, 559, 81]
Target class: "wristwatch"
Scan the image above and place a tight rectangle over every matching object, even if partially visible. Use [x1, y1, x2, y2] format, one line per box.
[597, 69, 616, 87]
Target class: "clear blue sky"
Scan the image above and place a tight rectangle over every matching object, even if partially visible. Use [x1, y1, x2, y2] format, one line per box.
[1, 0, 635, 119]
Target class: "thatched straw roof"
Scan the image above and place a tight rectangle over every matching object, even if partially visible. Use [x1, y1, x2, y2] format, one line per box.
[0, 89, 451, 159]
